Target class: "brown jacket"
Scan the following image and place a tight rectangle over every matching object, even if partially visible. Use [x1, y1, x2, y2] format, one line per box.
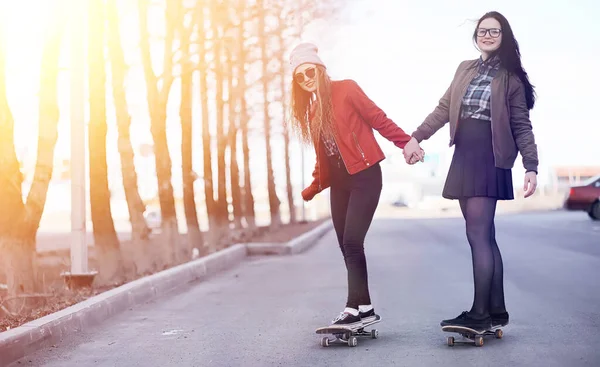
[411, 59, 539, 173]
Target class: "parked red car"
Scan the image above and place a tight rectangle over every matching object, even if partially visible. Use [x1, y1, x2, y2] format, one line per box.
[564, 174, 600, 220]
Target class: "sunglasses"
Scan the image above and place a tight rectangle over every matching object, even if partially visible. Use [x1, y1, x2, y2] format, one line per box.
[294, 67, 316, 84]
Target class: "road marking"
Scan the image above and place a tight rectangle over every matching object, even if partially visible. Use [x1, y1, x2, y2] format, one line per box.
[162, 329, 183, 336]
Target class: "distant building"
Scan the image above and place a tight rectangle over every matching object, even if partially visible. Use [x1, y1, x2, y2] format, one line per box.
[551, 166, 600, 187]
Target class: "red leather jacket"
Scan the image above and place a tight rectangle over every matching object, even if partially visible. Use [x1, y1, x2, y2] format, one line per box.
[302, 79, 412, 201]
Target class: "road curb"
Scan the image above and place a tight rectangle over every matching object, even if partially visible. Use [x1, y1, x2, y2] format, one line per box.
[0, 219, 333, 366]
[245, 242, 291, 255]
[0, 244, 247, 367]
[286, 220, 333, 254]
[246, 219, 333, 256]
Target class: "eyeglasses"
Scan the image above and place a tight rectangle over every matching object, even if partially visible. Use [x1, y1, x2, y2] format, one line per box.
[477, 28, 502, 38]
[294, 67, 316, 84]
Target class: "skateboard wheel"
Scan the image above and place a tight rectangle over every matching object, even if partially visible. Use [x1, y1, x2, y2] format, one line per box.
[320, 337, 330, 347]
[447, 336, 455, 347]
[337, 332, 349, 341]
[348, 336, 358, 347]
[495, 329, 503, 339]
[371, 329, 379, 339]
[474, 336, 484, 347]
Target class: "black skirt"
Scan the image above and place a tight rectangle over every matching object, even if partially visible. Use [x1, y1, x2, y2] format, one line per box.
[442, 118, 514, 200]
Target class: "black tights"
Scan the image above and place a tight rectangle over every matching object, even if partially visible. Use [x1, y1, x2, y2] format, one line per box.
[459, 197, 506, 317]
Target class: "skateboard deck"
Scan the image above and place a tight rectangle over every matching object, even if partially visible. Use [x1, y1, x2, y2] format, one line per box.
[315, 315, 381, 347]
[442, 325, 504, 347]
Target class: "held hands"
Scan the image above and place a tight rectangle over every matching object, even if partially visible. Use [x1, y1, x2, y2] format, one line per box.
[403, 137, 425, 165]
[402, 137, 538, 198]
[409, 149, 426, 164]
[523, 171, 537, 198]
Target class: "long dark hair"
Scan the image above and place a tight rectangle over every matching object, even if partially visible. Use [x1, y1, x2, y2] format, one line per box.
[289, 65, 336, 144]
[473, 11, 536, 110]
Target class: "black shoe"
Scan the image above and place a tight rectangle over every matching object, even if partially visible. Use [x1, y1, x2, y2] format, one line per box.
[358, 308, 379, 324]
[440, 311, 492, 332]
[331, 311, 363, 328]
[491, 311, 509, 328]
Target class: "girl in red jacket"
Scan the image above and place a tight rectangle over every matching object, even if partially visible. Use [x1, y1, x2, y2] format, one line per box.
[288, 43, 422, 328]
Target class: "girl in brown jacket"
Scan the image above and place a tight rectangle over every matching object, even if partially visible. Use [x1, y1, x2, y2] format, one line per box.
[404, 11, 539, 332]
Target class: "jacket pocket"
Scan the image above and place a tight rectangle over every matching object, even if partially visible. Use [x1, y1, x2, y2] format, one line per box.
[352, 132, 369, 165]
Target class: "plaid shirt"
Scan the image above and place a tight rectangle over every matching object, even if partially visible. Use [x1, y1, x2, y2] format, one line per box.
[460, 56, 501, 121]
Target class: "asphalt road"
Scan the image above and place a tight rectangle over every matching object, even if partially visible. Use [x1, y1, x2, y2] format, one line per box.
[12, 210, 600, 367]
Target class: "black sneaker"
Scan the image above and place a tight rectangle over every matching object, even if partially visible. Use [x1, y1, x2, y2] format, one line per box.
[331, 312, 363, 328]
[440, 311, 492, 332]
[359, 308, 379, 324]
[491, 311, 509, 328]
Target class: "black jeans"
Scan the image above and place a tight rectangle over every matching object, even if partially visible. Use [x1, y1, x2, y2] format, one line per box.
[327, 154, 382, 309]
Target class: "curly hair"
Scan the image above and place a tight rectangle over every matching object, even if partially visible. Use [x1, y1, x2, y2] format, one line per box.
[288, 65, 336, 145]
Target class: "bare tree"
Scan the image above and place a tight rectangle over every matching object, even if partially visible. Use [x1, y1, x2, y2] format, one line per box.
[138, 0, 182, 265]
[88, 0, 123, 283]
[0, 9, 64, 305]
[195, 3, 218, 254]
[178, 6, 204, 254]
[107, 0, 150, 244]
[257, 0, 282, 229]
[278, 32, 296, 224]
[235, 0, 257, 231]
[211, 1, 231, 240]
[225, 37, 243, 230]
[271, 0, 344, 224]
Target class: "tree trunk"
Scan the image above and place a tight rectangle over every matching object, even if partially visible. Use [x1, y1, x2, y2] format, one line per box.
[88, 0, 123, 284]
[226, 46, 243, 230]
[179, 17, 203, 256]
[1, 236, 37, 311]
[235, 5, 256, 230]
[212, 5, 230, 240]
[107, 0, 150, 244]
[279, 37, 296, 224]
[0, 13, 64, 305]
[196, 4, 217, 254]
[257, 0, 282, 228]
[0, 38, 35, 306]
[138, 0, 180, 265]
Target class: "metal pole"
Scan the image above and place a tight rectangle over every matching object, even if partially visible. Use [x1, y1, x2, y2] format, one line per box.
[70, 0, 87, 275]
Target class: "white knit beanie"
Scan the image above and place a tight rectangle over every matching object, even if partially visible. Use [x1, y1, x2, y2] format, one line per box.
[289, 42, 326, 73]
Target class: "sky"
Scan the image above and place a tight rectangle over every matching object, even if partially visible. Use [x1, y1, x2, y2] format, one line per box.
[0, 0, 598, 211]
[301, 0, 600, 176]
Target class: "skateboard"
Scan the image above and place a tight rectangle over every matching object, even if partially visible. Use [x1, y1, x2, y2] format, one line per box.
[442, 325, 504, 347]
[315, 315, 381, 347]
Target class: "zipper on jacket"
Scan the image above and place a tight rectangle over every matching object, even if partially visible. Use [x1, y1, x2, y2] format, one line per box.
[352, 132, 370, 166]
[316, 135, 322, 190]
[490, 78, 497, 166]
[318, 159, 322, 191]
[330, 130, 349, 172]
[489, 71, 509, 168]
